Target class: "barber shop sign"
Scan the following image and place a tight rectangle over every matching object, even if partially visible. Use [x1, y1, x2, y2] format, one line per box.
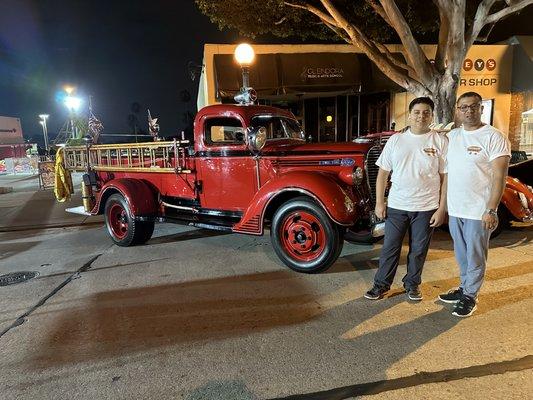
[460, 58, 498, 87]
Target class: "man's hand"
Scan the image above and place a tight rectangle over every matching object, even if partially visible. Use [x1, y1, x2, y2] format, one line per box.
[375, 203, 387, 220]
[429, 208, 446, 227]
[482, 212, 498, 231]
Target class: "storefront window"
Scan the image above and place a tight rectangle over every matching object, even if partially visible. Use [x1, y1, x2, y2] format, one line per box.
[319, 97, 336, 142]
[304, 98, 318, 142]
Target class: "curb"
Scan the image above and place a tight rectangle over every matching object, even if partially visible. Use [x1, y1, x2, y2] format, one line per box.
[0, 220, 104, 233]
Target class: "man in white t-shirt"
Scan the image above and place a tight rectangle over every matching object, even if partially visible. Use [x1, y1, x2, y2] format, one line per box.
[438, 91, 510, 317]
[365, 97, 448, 301]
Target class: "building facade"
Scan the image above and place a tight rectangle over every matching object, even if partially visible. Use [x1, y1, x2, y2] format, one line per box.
[198, 38, 532, 150]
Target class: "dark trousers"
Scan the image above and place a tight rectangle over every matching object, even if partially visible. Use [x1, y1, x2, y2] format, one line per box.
[374, 207, 436, 290]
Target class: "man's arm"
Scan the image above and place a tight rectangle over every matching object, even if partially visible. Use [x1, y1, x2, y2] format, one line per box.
[430, 173, 447, 227]
[375, 168, 391, 219]
[482, 155, 510, 230]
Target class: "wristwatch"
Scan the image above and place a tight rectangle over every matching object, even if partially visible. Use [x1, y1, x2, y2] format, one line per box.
[486, 208, 497, 217]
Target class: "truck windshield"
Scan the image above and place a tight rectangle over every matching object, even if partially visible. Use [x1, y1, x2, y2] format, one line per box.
[250, 115, 304, 140]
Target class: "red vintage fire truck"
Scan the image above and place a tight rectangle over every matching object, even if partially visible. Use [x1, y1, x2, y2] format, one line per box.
[62, 103, 381, 273]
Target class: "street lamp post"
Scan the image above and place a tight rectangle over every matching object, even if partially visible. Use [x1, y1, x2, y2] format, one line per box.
[38, 114, 50, 154]
[64, 95, 81, 139]
[234, 43, 256, 104]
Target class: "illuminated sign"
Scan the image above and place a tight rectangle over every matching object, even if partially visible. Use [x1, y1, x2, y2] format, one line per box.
[301, 67, 344, 80]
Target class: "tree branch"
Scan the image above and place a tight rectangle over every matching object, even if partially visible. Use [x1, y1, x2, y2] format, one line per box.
[285, 0, 430, 95]
[322, 21, 352, 43]
[365, 0, 392, 25]
[433, 1, 451, 74]
[284, 1, 337, 26]
[320, 0, 429, 94]
[465, 0, 498, 49]
[485, 0, 533, 24]
[374, 42, 418, 78]
[378, 0, 435, 86]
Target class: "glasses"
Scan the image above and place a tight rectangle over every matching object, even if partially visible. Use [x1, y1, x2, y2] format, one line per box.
[457, 103, 481, 113]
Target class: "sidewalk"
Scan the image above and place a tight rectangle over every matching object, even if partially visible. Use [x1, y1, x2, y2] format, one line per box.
[0, 173, 103, 231]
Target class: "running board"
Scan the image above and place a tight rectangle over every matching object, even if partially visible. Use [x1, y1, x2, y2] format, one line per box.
[65, 206, 92, 216]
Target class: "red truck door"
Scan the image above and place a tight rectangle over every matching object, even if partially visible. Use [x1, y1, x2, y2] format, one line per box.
[196, 115, 257, 211]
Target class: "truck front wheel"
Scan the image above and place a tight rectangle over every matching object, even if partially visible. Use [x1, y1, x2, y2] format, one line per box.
[271, 197, 344, 273]
[105, 193, 154, 246]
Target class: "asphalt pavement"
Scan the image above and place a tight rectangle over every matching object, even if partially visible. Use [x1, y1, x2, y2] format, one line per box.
[0, 173, 531, 399]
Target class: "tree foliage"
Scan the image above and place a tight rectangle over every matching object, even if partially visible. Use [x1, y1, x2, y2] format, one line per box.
[197, 0, 533, 123]
[196, 0, 440, 42]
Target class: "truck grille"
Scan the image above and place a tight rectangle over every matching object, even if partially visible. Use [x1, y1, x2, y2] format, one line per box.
[366, 145, 383, 203]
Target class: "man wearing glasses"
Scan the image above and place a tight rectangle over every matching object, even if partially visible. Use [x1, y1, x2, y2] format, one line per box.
[438, 91, 510, 317]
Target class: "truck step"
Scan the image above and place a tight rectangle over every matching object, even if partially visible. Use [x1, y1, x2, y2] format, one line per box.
[65, 206, 92, 216]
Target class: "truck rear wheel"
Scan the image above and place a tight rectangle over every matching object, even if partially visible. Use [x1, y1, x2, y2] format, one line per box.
[271, 197, 344, 273]
[105, 193, 154, 246]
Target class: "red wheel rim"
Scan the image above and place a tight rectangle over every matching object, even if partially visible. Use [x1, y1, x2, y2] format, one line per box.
[279, 211, 326, 262]
[107, 203, 128, 240]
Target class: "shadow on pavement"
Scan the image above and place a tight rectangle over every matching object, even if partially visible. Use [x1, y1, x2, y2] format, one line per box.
[148, 228, 230, 245]
[28, 271, 327, 368]
[0, 241, 40, 261]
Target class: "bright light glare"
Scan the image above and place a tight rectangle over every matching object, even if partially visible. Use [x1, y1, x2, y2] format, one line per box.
[234, 43, 255, 65]
[39, 114, 49, 120]
[64, 96, 82, 111]
[326, 115, 333, 123]
[64, 85, 75, 95]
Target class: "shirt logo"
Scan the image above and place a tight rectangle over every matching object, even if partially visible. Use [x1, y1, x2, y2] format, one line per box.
[423, 147, 438, 156]
[467, 145, 482, 155]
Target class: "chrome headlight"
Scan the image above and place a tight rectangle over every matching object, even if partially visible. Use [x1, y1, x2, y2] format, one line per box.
[352, 166, 364, 186]
[518, 192, 529, 209]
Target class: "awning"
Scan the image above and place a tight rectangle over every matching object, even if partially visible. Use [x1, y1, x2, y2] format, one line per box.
[214, 52, 405, 99]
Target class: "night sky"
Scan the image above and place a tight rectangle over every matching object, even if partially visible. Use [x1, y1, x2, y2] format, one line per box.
[0, 0, 531, 145]
[0, 0, 241, 144]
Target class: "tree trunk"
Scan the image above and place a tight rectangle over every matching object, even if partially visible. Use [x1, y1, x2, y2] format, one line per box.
[432, 76, 459, 125]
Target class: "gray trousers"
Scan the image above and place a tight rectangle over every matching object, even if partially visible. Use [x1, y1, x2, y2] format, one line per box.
[449, 216, 491, 298]
[374, 207, 436, 290]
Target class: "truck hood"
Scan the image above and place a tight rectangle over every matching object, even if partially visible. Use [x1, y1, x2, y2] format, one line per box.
[261, 140, 373, 155]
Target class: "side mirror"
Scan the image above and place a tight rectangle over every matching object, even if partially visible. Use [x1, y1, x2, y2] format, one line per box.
[247, 126, 267, 153]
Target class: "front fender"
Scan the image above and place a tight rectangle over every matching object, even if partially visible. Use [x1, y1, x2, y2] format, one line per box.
[94, 178, 158, 217]
[502, 176, 533, 221]
[233, 171, 357, 235]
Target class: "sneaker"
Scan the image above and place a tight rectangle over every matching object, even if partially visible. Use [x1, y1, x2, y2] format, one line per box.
[406, 286, 423, 301]
[364, 285, 388, 300]
[451, 295, 477, 318]
[438, 287, 463, 304]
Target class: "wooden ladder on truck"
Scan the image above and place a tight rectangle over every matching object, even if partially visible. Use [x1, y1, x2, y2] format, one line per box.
[63, 139, 192, 174]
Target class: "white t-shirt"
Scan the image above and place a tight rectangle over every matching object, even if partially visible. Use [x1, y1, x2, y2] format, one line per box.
[446, 125, 511, 220]
[376, 129, 447, 212]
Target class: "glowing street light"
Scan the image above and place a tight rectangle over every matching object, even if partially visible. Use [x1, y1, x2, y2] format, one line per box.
[64, 96, 82, 111]
[234, 43, 255, 89]
[234, 43, 255, 66]
[38, 114, 50, 153]
[64, 85, 75, 95]
[233, 43, 257, 105]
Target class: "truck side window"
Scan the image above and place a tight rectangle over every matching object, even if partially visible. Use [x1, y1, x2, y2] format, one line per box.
[205, 117, 245, 145]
